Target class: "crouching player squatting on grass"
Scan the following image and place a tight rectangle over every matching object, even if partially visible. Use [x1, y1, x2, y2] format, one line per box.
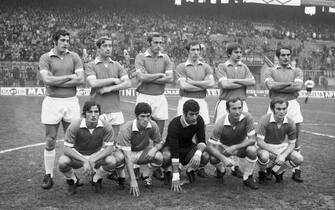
[116, 102, 164, 197]
[207, 97, 259, 189]
[256, 97, 304, 184]
[58, 101, 125, 195]
[161, 99, 209, 192]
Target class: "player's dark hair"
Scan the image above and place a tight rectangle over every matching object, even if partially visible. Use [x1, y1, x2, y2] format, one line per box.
[52, 30, 70, 43]
[276, 46, 292, 57]
[270, 97, 288, 111]
[186, 41, 201, 52]
[147, 32, 162, 44]
[226, 42, 242, 56]
[183, 99, 200, 114]
[96, 36, 112, 48]
[226, 97, 243, 110]
[135, 102, 152, 116]
[82, 100, 101, 117]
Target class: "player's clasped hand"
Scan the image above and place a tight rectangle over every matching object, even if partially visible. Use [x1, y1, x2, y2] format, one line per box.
[171, 180, 182, 192]
[146, 148, 157, 161]
[130, 180, 140, 197]
[83, 160, 94, 177]
[189, 155, 201, 169]
[275, 154, 285, 165]
[223, 146, 234, 157]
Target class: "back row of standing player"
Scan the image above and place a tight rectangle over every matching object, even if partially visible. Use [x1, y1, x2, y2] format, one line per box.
[39, 30, 304, 194]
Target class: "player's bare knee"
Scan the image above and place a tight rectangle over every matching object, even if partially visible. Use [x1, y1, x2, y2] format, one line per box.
[246, 145, 257, 159]
[209, 155, 220, 165]
[162, 151, 171, 164]
[45, 136, 56, 150]
[104, 155, 117, 168]
[114, 150, 125, 163]
[257, 150, 269, 164]
[201, 151, 210, 165]
[290, 151, 303, 166]
[154, 151, 163, 165]
[58, 155, 71, 172]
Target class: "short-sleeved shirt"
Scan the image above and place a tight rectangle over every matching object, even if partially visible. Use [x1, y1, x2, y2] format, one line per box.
[85, 57, 128, 113]
[211, 112, 255, 146]
[39, 49, 83, 98]
[135, 50, 173, 95]
[216, 60, 254, 100]
[64, 118, 114, 156]
[165, 115, 205, 159]
[257, 113, 296, 145]
[176, 60, 213, 99]
[117, 119, 162, 152]
[264, 64, 303, 100]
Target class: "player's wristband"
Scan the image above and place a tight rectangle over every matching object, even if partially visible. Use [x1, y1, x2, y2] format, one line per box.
[172, 173, 180, 181]
[195, 150, 202, 158]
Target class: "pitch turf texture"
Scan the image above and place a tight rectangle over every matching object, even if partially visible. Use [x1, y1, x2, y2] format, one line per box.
[0, 95, 334, 210]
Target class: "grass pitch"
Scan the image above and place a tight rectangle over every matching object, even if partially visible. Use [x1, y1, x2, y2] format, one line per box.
[0, 95, 334, 210]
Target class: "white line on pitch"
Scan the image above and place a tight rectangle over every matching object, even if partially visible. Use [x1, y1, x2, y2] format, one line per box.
[0, 139, 64, 154]
[121, 99, 335, 139]
[1, 100, 333, 155]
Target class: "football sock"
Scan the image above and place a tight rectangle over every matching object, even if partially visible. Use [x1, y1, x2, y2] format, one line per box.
[117, 168, 126, 178]
[63, 168, 77, 183]
[215, 162, 225, 173]
[292, 166, 300, 172]
[257, 159, 269, 172]
[239, 157, 257, 181]
[93, 166, 107, 182]
[44, 149, 55, 177]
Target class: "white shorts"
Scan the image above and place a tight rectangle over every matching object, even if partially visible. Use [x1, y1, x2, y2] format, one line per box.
[177, 97, 210, 125]
[214, 100, 248, 123]
[257, 142, 289, 156]
[136, 93, 168, 120]
[267, 99, 303, 123]
[99, 112, 124, 125]
[41, 96, 80, 124]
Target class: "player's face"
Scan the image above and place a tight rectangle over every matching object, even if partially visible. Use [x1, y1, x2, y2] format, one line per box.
[184, 111, 199, 125]
[230, 48, 242, 62]
[278, 49, 291, 67]
[85, 105, 100, 124]
[99, 40, 113, 57]
[137, 113, 151, 129]
[55, 35, 70, 53]
[273, 103, 287, 121]
[188, 44, 201, 62]
[227, 100, 243, 120]
[150, 36, 163, 54]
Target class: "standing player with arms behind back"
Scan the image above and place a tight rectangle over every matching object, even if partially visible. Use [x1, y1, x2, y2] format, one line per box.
[39, 29, 85, 189]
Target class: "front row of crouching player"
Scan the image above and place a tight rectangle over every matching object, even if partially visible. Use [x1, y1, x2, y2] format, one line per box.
[58, 97, 303, 196]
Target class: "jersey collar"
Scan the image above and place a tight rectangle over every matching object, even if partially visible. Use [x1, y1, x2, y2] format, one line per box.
[226, 60, 242, 67]
[94, 57, 114, 65]
[274, 64, 293, 70]
[224, 113, 245, 126]
[144, 49, 163, 57]
[269, 113, 288, 124]
[80, 118, 104, 128]
[185, 59, 204, 66]
[132, 119, 152, 131]
[48, 49, 70, 57]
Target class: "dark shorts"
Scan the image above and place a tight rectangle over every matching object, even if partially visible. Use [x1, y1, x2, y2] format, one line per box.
[163, 144, 198, 166]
